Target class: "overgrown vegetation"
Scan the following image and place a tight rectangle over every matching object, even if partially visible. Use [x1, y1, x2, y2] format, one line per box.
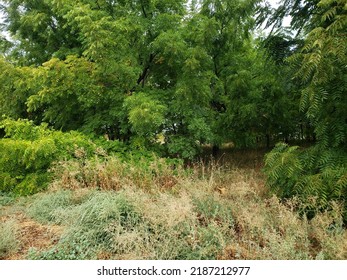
[265, 143, 347, 220]
[0, 0, 346, 260]
[264, 0, 347, 220]
[0, 119, 99, 195]
[1, 161, 346, 260]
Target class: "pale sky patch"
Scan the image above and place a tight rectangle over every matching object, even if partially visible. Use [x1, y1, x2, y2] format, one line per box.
[267, 0, 292, 27]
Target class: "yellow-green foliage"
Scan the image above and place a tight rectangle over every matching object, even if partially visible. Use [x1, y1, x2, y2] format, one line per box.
[124, 92, 167, 137]
[0, 119, 98, 195]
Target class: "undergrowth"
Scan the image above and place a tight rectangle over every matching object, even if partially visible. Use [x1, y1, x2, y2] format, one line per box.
[0, 220, 19, 259]
[9, 162, 347, 260]
[51, 155, 184, 192]
[1, 150, 346, 260]
[264, 142, 347, 221]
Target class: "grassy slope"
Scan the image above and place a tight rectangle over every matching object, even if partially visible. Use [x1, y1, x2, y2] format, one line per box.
[1, 150, 346, 260]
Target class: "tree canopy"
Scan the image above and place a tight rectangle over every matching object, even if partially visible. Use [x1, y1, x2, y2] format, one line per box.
[0, 0, 305, 156]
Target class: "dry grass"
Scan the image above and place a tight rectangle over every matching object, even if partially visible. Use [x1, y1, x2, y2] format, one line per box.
[1, 150, 346, 260]
[50, 156, 184, 192]
[0, 219, 19, 259]
[0, 212, 63, 260]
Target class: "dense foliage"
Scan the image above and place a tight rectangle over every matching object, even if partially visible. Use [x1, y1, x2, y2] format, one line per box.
[0, 0, 346, 222]
[0, 118, 99, 195]
[0, 0, 305, 156]
[264, 0, 347, 219]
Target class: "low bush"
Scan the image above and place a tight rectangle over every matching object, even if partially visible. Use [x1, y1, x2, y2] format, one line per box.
[264, 143, 347, 221]
[0, 119, 106, 195]
[0, 118, 182, 195]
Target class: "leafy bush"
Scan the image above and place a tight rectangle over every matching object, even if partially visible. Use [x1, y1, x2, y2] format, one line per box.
[0, 117, 187, 195]
[264, 0, 347, 223]
[264, 143, 347, 220]
[0, 119, 99, 195]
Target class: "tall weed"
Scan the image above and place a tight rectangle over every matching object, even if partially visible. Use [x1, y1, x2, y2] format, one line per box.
[52, 155, 184, 192]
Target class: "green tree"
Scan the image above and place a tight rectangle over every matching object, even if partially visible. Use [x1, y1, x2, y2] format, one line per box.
[0, 58, 32, 119]
[259, 0, 320, 36]
[1, 0, 82, 65]
[1, 0, 265, 158]
[5, 1, 311, 159]
[265, 0, 347, 220]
